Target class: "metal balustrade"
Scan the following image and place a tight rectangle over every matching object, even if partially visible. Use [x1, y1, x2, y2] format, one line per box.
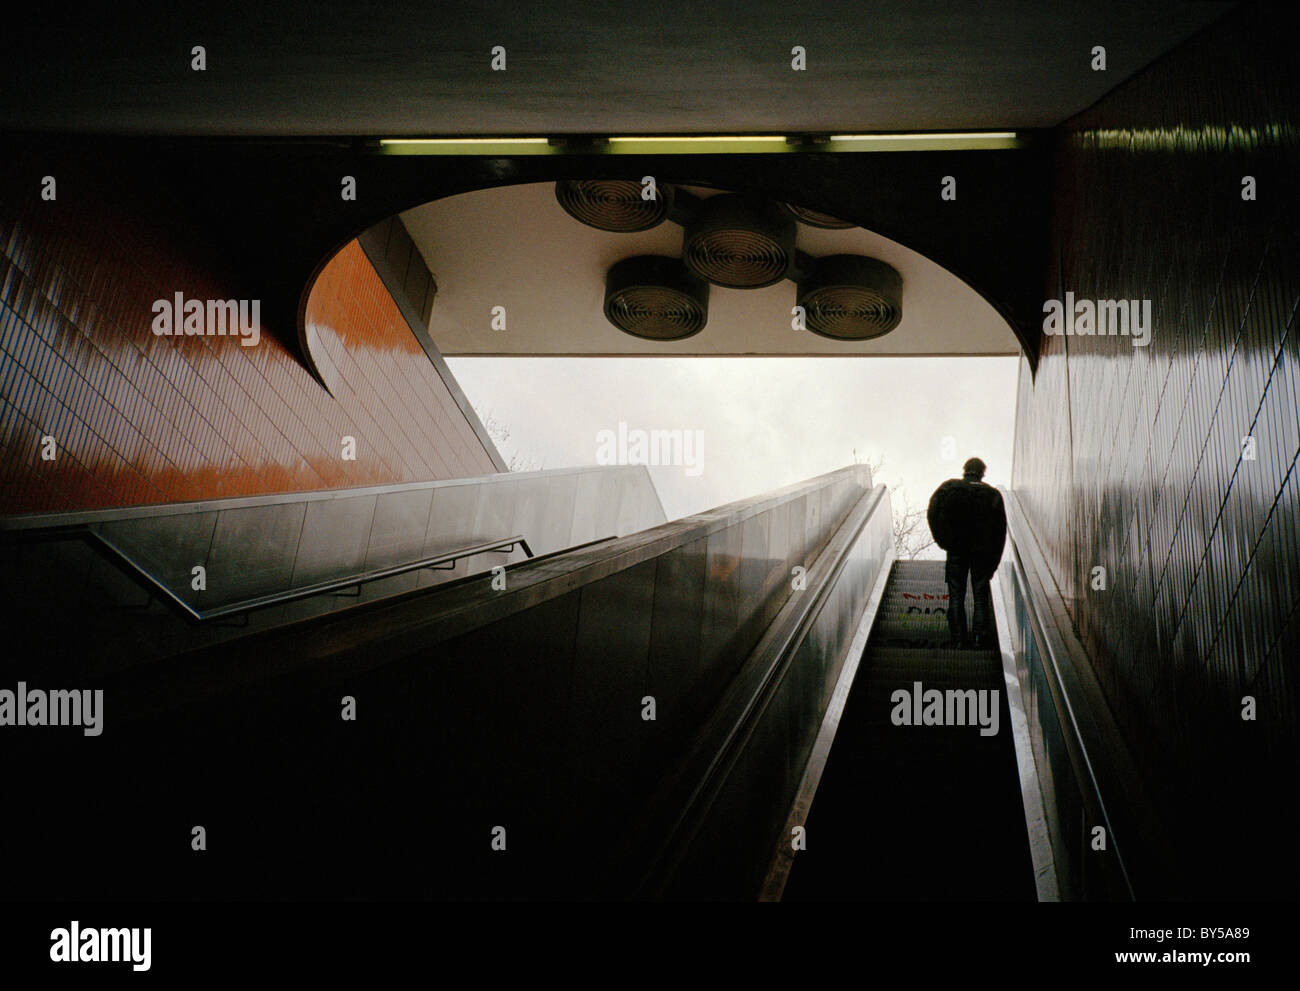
[995, 485, 1173, 900]
[0, 464, 664, 626]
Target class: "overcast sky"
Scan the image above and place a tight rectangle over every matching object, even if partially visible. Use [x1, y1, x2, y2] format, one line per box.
[448, 356, 1021, 533]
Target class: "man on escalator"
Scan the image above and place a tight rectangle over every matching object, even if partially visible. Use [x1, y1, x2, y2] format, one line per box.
[926, 457, 1007, 649]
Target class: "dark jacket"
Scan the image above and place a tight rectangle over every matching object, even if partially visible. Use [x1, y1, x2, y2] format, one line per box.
[927, 477, 1007, 574]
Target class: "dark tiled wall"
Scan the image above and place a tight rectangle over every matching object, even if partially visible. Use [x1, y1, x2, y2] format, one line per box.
[0, 193, 498, 516]
[1012, 3, 1299, 895]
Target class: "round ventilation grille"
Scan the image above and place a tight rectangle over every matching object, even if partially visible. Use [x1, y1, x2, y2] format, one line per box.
[683, 195, 795, 289]
[784, 203, 855, 229]
[604, 256, 709, 341]
[798, 255, 903, 340]
[555, 179, 671, 232]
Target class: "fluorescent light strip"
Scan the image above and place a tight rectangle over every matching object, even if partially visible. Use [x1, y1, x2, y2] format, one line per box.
[606, 135, 792, 154]
[379, 137, 551, 143]
[830, 132, 1018, 141]
[377, 132, 1021, 155]
[827, 132, 1020, 151]
[378, 137, 556, 155]
[607, 135, 787, 143]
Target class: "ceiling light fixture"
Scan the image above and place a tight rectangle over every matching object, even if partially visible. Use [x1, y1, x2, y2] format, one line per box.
[798, 255, 904, 340]
[604, 256, 710, 341]
[377, 137, 556, 155]
[682, 195, 796, 289]
[827, 132, 1020, 151]
[555, 179, 672, 232]
[782, 203, 855, 229]
[376, 132, 1021, 155]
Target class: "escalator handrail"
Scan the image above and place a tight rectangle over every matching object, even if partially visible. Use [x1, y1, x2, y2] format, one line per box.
[11, 525, 533, 622]
[999, 486, 1169, 900]
[634, 482, 892, 896]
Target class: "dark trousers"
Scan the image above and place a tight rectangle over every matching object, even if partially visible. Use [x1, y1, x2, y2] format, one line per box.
[945, 553, 993, 645]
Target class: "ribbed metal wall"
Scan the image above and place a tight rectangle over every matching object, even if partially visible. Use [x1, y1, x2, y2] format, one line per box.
[1012, 2, 1299, 896]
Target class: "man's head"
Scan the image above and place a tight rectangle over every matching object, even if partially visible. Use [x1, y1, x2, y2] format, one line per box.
[963, 457, 987, 480]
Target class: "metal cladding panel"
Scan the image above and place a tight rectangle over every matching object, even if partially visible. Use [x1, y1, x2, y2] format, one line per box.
[647, 536, 710, 733]
[291, 495, 377, 587]
[611, 467, 667, 538]
[364, 488, 435, 570]
[736, 510, 775, 641]
[765, 498, 794, 576]
[202, 502, 308, 608]
[665, 486, 893, 897]
[500, 475, 556, 556]
[784, 494, 809, 563]
[569, 469, 606, 546]
[422, 482, 486, 559]
[94, 511, 218, 608]
[592, 469, 625, 538]
[387, 465, 882, 896]
[470, 474, 519, 544]
[465, 474, 521, 575]
[541, 471, 581, 548]
[697, 520, 746, 689]
[2, 455, 872, 899]
[1011, 2, 1300, 896]
[1, 465, 667, 670]
[569, 558, 659, 817]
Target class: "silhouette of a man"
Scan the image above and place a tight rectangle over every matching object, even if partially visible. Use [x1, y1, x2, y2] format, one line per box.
[926, 457, 1007, 649]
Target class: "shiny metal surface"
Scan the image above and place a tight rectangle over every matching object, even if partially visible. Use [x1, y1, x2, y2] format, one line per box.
[291, 495, 378, 588]
[570, 557, 660, 816]
[0, 464, 665, 665]
[1011, 3, 1299, 895]
[363, 487, 434, 570]
[647, 536, 711, 738]
[989, 570, 1059, 902]
[6, 464, 878, 898]
[997, 488, 1158, 899]
[652, 479, 893, 897]
[761, 537, 897, 901]
[203, 501, 308, 606]
[698, 516, 746, 688]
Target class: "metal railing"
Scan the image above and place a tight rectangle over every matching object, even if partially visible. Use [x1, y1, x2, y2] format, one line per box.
[1, 465, 666, 630]
[3, 524, 532, 623]
[106, 531, 532, 622]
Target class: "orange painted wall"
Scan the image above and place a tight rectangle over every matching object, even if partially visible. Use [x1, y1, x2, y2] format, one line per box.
[0, 198, 498, 515]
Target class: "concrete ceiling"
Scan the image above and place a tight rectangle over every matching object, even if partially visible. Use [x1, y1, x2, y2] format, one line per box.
[1, 1, 1232, 135]
[402, 182, 1019, 356]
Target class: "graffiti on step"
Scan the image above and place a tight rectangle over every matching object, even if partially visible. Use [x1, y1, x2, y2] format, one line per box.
[902, 591, 949, 616]
[873, 590, 976, 649]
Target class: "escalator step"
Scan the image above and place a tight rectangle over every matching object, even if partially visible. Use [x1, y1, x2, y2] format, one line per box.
[781, 562, 1034, 902]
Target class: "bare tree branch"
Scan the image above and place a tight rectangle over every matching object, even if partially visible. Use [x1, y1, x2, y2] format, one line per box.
[476, 408, 544, 472]
[857, 452, 937, 560]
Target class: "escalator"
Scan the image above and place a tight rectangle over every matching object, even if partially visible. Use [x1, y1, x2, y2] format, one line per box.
[1, 464, 894, 900]
[1, 452, 1159, 902]
[782, 560, 1037, 900]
